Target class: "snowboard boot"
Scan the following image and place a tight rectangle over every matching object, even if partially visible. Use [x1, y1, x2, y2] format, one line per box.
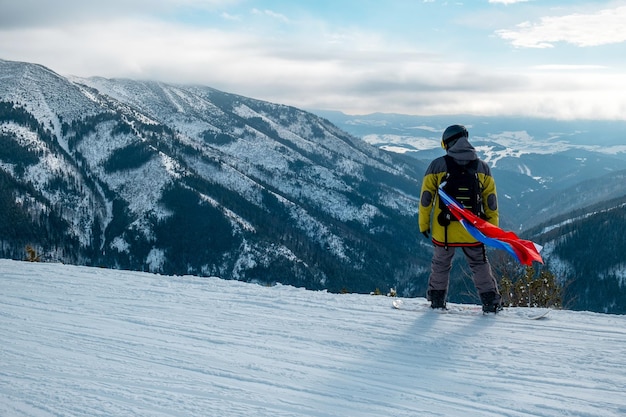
[428, 289, 447, 310]
[480, 291, 503, 314]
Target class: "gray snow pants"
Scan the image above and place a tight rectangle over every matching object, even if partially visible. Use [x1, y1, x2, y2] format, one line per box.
[427, 245, 499, 296]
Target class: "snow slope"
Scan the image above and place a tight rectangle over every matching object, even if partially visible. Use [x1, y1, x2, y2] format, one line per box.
[1, 259, 625, 417]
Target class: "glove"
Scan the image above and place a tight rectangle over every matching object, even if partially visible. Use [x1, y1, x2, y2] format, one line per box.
[422, 229, 430, 239]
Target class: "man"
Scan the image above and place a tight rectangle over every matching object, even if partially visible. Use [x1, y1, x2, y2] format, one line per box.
[418, 124, 502, 313]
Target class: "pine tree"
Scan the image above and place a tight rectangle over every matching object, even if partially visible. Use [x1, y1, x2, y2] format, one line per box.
[500, 266, 562, 308]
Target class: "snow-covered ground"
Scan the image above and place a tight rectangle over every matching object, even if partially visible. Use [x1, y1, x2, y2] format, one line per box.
[1, 258, 625, 417]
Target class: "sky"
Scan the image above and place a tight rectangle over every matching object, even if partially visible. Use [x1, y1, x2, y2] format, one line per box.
[1, 0, 625, 120]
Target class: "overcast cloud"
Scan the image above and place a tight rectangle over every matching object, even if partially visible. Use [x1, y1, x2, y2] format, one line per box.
[1, 0, 625, 120]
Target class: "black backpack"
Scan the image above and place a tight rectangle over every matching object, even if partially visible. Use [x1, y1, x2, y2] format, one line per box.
[438, 155, 484, 229]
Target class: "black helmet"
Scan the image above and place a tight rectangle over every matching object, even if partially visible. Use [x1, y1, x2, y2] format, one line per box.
[441, 125, 468, 150]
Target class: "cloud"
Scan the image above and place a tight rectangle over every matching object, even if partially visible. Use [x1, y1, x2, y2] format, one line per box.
[0, 0, 238, 27]
[496, 6, 626, 48]
[221, 12, 242, 22]
[2, 15, 625, 120]
[1, 0, 625, 120]
[251, 8, 290, 23]
[531, 65, 607, 71]
[489, 0, 529, 4]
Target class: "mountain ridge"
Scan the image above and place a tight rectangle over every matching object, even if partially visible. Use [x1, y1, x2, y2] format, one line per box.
[0, 58, 429, 296]
[2, 58, 625, 313]
[317, 110, 626, 313]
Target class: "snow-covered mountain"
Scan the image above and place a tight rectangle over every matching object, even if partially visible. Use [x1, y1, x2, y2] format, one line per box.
[1, 259, 625, 417]
[525, 193, 626, 313]
[316, 111, 626, 313]
[315, 110, 626, 230]
[2, 58, 625, 313]
[0, 58, 429, 296]
[315, 111, 626, 157]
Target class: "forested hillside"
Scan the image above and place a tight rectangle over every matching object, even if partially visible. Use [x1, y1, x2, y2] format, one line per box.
[0, 59, 431, 296]
[528, 195, 626, 313]
[2, 58, 625, 313]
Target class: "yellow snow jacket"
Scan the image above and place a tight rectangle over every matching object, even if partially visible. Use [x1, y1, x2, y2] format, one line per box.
[418, 138, 498, 247]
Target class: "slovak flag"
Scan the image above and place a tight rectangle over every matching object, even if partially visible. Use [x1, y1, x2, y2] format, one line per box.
[438, 186, 543, 266]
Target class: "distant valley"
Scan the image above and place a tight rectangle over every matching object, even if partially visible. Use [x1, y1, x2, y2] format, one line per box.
[314, 110, 626, 231]
[315, 110, 626, 313]
[1, 58, 625, 313]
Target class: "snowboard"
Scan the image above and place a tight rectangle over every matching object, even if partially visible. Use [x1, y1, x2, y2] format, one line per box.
[392, 299, 550, 320]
